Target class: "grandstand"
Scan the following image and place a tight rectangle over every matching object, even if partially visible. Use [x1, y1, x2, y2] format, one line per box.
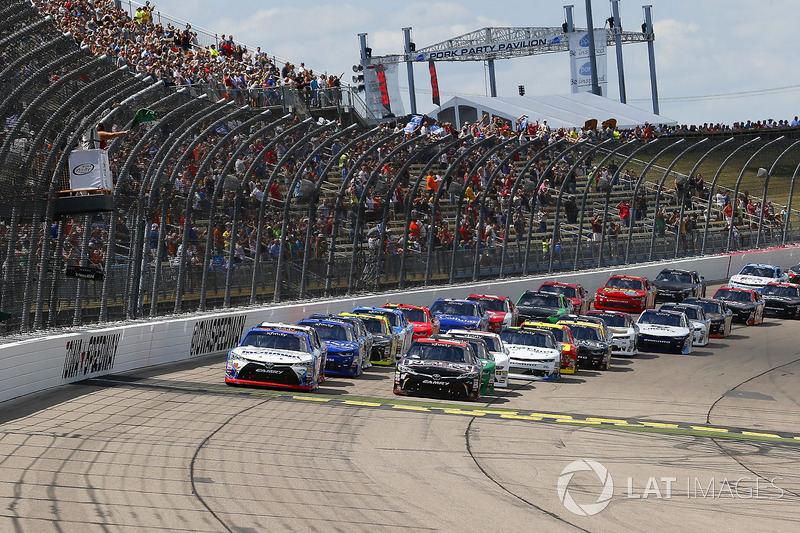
[0, 0, 799, 336]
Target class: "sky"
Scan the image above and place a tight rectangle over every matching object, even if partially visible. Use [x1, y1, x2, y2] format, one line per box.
[144, 0, 800, 126]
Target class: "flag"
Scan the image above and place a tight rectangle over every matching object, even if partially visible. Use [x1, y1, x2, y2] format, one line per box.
[404, 115, 423, 134]
[428, 59, 440, 106]
[131, 108, 156, 127]
[375, 64, 391, 114]
[429, 125, 445, 136]
[4, 114, 19, 129]
[215, 124, 229, 135]
[519, 117, 528, 132]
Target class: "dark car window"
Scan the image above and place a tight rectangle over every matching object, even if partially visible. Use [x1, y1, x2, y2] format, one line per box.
[431, 301, 480, 317]
[684, 299, 722, 314]
[407, 343, 471, 363]
[468, 297, 507, 312]
[739, 265, 776, 278]
[762, 285, 800, 298]
[663, 305, 699, 320]
[500, 330, 555, 348]
[588, 312, 628, 328]
[714, 289, 752, 303]
[605, 277, 645, 290]
[358, 309, 399, 327]
[638, 312, 683, 327]
[518, 293, 560, 307]
[242, 331, 304, 351]
[540, 284, 578, 298]
[303, 322, 352, 342]
[361, 317, 388, 335]
[565, 325, 603, 342]
[656, 271, 693, 284]
[398, 308, 426, 323]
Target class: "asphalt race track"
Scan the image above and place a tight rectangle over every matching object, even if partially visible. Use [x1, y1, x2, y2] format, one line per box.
[1, 284, 799, 532]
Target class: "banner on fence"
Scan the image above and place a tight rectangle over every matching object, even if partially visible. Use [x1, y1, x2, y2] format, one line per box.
[68, 149, 112, 191]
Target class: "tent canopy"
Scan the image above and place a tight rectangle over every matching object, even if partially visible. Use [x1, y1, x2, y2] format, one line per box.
[430, 93, 676, 130]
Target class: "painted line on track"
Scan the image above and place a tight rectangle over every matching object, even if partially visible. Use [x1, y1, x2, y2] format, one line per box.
[81, 376, 800, 445]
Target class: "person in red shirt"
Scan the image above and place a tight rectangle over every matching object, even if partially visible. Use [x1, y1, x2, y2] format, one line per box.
[617, 199, 631, 228]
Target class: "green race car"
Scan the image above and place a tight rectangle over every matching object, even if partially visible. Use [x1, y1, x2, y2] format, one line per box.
[439, 333, 495, 395]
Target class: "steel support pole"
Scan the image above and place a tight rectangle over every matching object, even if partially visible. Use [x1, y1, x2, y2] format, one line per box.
[643, 5, 659, 115]
[610, 0, 627, 103]
[403, 27, 417, 115]
[585, 0, 601, 95]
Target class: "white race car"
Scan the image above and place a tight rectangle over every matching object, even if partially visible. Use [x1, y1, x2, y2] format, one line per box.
[448, 329, 510, 388]
[499, 327, 561, 381]
[636, 309, 694, 354]
[660, 303, 711, 347]
[586, 310, 639, 356]
[728, 263, 788, 292]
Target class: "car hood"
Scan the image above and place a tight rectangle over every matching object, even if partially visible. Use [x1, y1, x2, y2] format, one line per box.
[230, 346, 312, 363]
[637, 324, 691, 337]
[517, 305, 557, 316]
[324, 340, 360, 353]
[653, 280, 694, 291]
[762, 295, 800, 303]
[412, 322, 433, 332]
[402, 359, 478, 375]
[506, 344, 560, 361]
[574, 339, 609, 350]
[435, 314, 481, 325]
[721, 300, 756, 310]
[597, 287, 646, 298]
[730, 274, 773, 286]
[486, 310, 509, 321]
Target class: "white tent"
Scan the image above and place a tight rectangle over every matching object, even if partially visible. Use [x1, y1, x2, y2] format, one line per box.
[430, 93, 676, 130]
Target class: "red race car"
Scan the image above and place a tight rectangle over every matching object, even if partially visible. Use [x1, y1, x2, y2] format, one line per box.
[383, 303, 440, 339]
[594, 275, 656, 313]
[538, 281, 593, 315]
[466, 294, 520, 332]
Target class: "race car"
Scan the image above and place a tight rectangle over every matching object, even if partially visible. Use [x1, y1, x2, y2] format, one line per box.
[429, 298, 490, 332]
[258, 322, 328, 381]
[516, 290, 573, 321]
[586, 310, 639, 356]
[681, 297, 733, 338]
[659, 303, 711, 346]
[340, 312, 398, 365]
[384, 303, 440, 339]
[466, 294, 519, 332]
[225, 327, 324, 390]
[520, 321, 579, 374]
[296, 318, 365, 377]
[652, 268, 706, 302]
[761, 282, 800, 319]
[788, 264, 800, 284]
[308, 313, 373, 369]
[499, 327, 561, 381]
[556, 321, 612, 370]
[538, 281, 593, 315]
[447, 329, 510, 388]
[636, 309, 694, 354]
[394, 338, 484, 401]
[728, 263, 788, 292]
[594, 275, 657, 313]
[438, 334, 495, 395]
[712, 287, 765, 325]
[353, 306, 414, 356]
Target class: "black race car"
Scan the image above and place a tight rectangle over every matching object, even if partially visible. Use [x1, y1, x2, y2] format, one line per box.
[516, 291, 572, 321]
[652, 268, 706, 302]
[394, 338, 483, 401]
[787, 264, 800, 284]
[682, 297, 733, 338]
[712, 287, 765, 326]
[761, 282, 800, 319]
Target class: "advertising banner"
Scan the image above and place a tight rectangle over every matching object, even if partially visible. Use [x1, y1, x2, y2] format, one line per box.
[364, 60, 405, 119]
[569, 30, 608, 96]
[68, 149, 112, 191]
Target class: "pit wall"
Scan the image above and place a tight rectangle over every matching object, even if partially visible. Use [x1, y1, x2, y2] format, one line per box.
[3, 246, 799, 405]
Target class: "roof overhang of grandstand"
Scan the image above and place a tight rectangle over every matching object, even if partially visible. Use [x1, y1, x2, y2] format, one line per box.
[430, 93, 677, 130]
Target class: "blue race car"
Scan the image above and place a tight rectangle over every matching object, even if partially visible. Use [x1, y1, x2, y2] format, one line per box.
[429, 298, 490, 332]
[297, 318, 365, 377]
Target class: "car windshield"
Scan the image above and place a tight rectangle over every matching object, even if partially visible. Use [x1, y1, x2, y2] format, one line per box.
[639, 312, 683, 327]
[762, 285, 800, 298]
[431, 301, 480, 317]
[739, 265, 776, 278]
[715, 289, 752, 303]
[665, 306, 699, 320]
[566, 325, 603, 342]
[454, 334, 502, 352]
[241, 331, 306, 351]
[468, 296, 506, 312]
[398, 307, 426, 323]
[406, 343, 471, 363]
[656, 271, 693, 284]
[684, 299, 722, 314]
[360, 317, 388, 335]
[460, 339, 492, 361]
[541, 284, 578, 298]
[605, 277, 645, 290]
[518, 293, 560, 307]
[358, 309, 399, 327]
[305, 323, 352, 342]
[500, 330, 554, 348]
[536, 326, 567, 342]
[589, 313, 628, 328]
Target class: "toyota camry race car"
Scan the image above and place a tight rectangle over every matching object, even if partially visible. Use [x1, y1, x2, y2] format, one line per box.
[659, 303, 710, 346]
[438, 334, 495, 395]
[712, 287, 765, 325]
[520, 321, 579, 374]
[447, 329, 510, 388]
[557, 321, 612, 370]
[258, 322, 328, 379]
[225, 327, 324, 390]
[594, 275, 657, 313]
[682, 297, 733, 338]
[538, 281, 592, 315]
[430, 299, 490, 332]
[728, 263, 788, 292]
[297, 319, 365, 377]
[394, 338, 484, 401]
[500, 327, 561, 381]
[760, 282, 800, 319]
[652, 269, 706, 302]
[516, 291, 573, 321]
[308, 314, 373, 368]
[353, 306, 414, 356]
[384, 303, 440, 339]
[466, 294, 519, 332]
[636, 309, 694, 354]
[341, 312, 398, 365]
[586, 310, 639, 356]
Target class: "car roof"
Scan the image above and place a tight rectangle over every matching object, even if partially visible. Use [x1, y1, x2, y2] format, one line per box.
[539, 281, 582, 288]
[608, 275, 647, 280]
[384, 303, 428, 311]
[341, 312, 390, 324]
[434, 298, 478, 304]
[416, 337, 467, 347]
[298, 318, 351, 328]
[467, 294, 508, 301]
[659, 268, 694, 274]
[715, 286, 754, 293]
[586, 309, 631, 318]
[521, 290, 563, 297]
[765, 282, 798, 287]
[742, 263, 776, 268]
[562, 320, 604, 329]
[643, 308, 684, 316]
[521, 321, 569, 330]
[661, 302, 703, 311]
